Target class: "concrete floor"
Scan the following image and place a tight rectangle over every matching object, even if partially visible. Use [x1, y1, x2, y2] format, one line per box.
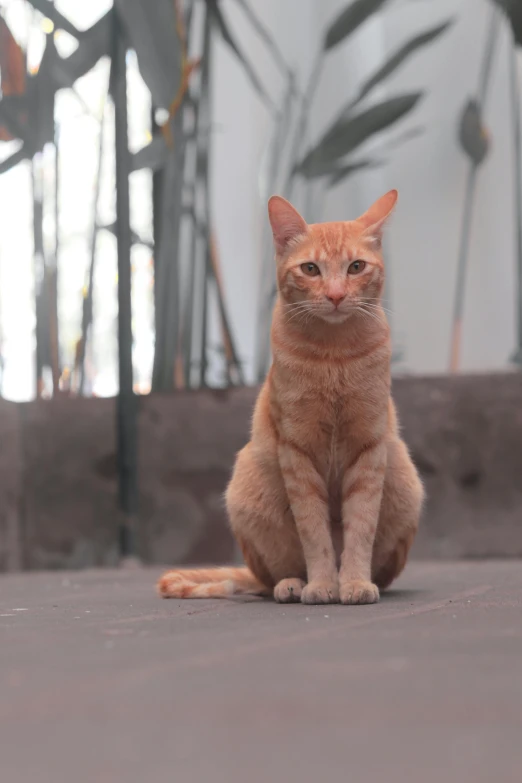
[1, 561, 521, 783]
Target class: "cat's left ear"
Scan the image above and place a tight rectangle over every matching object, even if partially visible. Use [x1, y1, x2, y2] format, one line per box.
[356, 189, 398, 247]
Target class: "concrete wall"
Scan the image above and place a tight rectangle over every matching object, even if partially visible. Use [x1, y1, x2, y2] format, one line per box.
[1, 373, 521, 573]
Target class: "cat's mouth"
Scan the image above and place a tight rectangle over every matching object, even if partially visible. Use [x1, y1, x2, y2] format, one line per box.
[319, 309, 351, 324]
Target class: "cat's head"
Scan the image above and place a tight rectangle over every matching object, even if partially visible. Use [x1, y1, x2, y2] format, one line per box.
[268, 190, 397, 324]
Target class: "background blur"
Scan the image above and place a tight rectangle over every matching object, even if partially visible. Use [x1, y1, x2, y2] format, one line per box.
[0, 0, 521, 571]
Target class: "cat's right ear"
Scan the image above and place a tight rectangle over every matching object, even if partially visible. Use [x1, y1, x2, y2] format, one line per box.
[268, 196, 308, 255]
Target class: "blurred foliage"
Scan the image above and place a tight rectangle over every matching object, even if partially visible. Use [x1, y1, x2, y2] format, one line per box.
[492, 0, 522, 47]
[255, 0, 453, 379]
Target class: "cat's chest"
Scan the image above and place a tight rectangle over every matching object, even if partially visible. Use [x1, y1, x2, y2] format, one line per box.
[274, 351, 388, 442]
[282, 381, 369, 450]
[277, 365, 386, 461]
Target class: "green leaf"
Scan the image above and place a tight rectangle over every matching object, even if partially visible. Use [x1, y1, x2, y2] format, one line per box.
[297, 93, 423, 177]
[383, 124, 424, 151]
[297, 155, 378, 181]
[459, 99, 489, 165]
[207, 0, 275, 111]
[492, 0, 522, 47]
[354, 20, 453, 104]
[328, 158, 383, 186]
[324, 0, 390, 51]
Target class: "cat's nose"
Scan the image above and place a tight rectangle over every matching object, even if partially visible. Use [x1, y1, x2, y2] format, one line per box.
[326, 294, 346, 308]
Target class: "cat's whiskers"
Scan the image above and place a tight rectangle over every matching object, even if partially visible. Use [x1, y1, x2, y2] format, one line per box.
[285, 302, 322, 324]
[359, 300, 394, 317]
[356, 305, 385, 327]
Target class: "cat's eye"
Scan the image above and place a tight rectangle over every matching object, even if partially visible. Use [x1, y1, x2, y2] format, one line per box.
[300, 262, 320, 277]
[348, 260, 366, 275]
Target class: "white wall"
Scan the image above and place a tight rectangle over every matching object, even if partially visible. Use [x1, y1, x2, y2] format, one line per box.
[212, 0, 519, 380]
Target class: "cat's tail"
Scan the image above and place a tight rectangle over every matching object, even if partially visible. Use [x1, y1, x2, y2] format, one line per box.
[157, 566, 270, 599]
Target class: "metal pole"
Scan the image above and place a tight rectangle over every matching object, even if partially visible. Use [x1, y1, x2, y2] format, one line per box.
[31, 156, 45, 397]
[113, 13, 138, 559]
[198, 11, 212, 388]
[510, 45, 522, 366]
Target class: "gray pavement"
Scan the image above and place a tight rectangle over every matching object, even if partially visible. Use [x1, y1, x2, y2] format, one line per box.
[1, 561, 521, 783]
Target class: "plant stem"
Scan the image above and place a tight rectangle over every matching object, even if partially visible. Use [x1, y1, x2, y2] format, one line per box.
[234, 0, 295, 82]
[283, 49, 323, 199]
[450, 166, 478, 373]
[449, 6, 500, 372]
[255, 75, 296, 381]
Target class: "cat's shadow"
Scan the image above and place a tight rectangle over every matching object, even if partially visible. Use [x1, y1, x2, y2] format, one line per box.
[380, 588, 429, 602]
[235, 587, 429, 605]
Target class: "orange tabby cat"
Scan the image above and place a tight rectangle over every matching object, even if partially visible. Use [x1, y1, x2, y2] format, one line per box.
[158, 190, 424, 604]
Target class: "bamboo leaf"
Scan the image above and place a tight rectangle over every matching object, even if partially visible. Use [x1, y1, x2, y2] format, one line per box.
[384, 124, 424, 150]
[493, 0, 522, 47]
[328, 158, 383, 186]
[324, 0, 390, 51]
[298, 154, 376, 181]
[206, 0, 275, 111]
[233, 0, 294, 80]
[297, 93, 423, 177]
[354, 20, 453, 104]
[459, 99, 490, 165]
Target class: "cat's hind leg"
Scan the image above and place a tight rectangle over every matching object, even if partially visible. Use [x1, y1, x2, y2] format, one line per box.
[226, 443, 306, 600]
[372, 438, 424, 590]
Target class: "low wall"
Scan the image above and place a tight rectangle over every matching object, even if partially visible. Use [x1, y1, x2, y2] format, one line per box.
[0, 373, 521, 572]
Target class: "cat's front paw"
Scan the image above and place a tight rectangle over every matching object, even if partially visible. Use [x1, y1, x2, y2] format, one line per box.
[301, 579, 339, 605]
[274, 578, 306, 603]
[340, 580, 379, 605]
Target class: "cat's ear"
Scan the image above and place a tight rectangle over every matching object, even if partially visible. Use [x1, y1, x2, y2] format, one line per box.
[356, 189, 398, 246]
[268, 196, 308, 255]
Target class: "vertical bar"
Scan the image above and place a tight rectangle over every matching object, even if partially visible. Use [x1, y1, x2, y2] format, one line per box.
[151, 107, 164, 338]
[198, 11, 212, 388]
[31, 156, 45, 397]
[79, 89, 108, 395]
[510, 45, 522, 365]
[49, 123, 61, 394]
[113, 13, 138, 559]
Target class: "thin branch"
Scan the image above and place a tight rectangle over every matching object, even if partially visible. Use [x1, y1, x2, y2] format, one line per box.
[233, 0, 296, 83]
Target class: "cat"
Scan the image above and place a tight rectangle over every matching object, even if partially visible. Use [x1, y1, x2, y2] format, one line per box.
[158, 190, 424, 604]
